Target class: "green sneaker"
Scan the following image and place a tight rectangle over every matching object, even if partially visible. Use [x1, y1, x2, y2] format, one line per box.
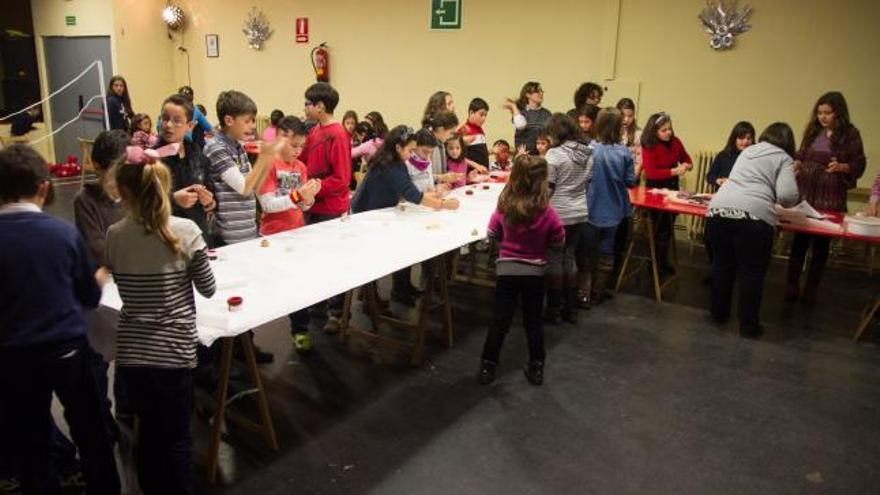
[292, 333, 311, 353]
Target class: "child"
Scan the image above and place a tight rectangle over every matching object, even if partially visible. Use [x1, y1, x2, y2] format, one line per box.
[641, 112, 693, 275]
[445, 135, 469, 188]
[478, 154, 565, 386]
[869, 171, 880, 217]
[458, 98, 491, 171]
[424, 110, 459, 179]
[543, 113, 591, 324]
[130, 113, 159, 148]
[616, 98, 643, 175]
[786, 91, 865, 304]
[421, 91, 455, 127]
[583, 108, 637, 304]
[573, 82, 604, 108]
[503, 81, 552, 155]
[535, 132, 550, 157]
[707, 121, 755, 189]
[107, 147, 216, 495]
[406, 128, 439, 193]
[491, 139, 512, 171]
[262, 109, 285, 142]
[364, 111, 389, 139]
[568, 104, 600, 142]
[256, 116, 321, 350]
[106, 75, 133, 131]
[156, 94, 217, 243]
[342, 110, 358, 135]
[0, 144, 120, 494]
[706, 123, 799, 338]
[204, 90, 279, 246]
[300, 82, 353, 334]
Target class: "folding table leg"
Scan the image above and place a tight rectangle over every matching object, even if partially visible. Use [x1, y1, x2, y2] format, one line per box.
[645, 212, 662, 303]
[615, 210, 640, 293]
[239, 335, 279, 451]
[339, 289, 354, 339]
[853, 297, 880, 341]
[437, 257, 454, 347]
[207, 337, 233, 483]
[410, 264, 436, 366]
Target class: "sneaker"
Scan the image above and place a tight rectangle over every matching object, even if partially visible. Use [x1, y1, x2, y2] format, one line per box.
[0, 478, 20, 493]
[323, 316, 342, 334]
[60, 471, 86, 489]
[524, 361, 544, 386]
[292, 333, 312, 353]
[478, 359, 497, 385]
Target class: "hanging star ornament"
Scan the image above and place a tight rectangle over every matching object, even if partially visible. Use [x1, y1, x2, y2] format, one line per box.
[243, 7, 273, 50]
[698, 0, 753, 50]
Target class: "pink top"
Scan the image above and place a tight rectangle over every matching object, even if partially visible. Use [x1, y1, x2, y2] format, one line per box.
[262, 126, 277, 142]
[871, 172, 880, 203]
[130, 130, 158, 149]
[487, 206, 566, 265]
[447, 157, 468, 188]
[352, 138, 383, 160]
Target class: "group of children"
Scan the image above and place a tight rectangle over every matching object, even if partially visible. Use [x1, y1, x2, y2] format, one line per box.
[0, 73, 871, 493]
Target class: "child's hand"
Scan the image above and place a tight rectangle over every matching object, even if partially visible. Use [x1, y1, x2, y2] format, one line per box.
[195, 185, 215, 208]
[173, 186, 199, 208]
[501, 99, 517, 112]
[441, 197, 460, 210]
[436, 183, 452, 196]
[793, 160, 802, 175]
[867, 201, 879, 217]
[261, 136, 288, 158]
[95, 267, 111, 288]
[516, 144, 528, 157]
[715, 178, 727, 186]
[470, 162, 489, 174]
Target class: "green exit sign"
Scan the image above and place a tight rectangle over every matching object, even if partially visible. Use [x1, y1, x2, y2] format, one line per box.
[430, 0, 461, 30]
[65, 16, 76, 26]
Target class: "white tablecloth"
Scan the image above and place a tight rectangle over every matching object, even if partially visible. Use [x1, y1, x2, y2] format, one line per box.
[100, 183, 503, 345]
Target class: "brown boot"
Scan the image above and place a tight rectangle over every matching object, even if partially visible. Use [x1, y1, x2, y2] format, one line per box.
[591, 256, 616, 305]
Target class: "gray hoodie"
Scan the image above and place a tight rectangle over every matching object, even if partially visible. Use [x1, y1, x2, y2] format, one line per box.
[708, 141, 800, 226]
[545, 140, 592, 225]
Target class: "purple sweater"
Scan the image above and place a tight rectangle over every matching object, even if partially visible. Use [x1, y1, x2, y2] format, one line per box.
[487, 206, 565, 275]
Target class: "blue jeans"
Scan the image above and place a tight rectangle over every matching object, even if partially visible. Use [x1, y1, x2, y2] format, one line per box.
[581, 222, 619, 256]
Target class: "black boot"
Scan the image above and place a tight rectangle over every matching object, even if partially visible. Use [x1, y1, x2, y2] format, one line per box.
[478, 359, 497, 385]
[391, 269, 416, 307]
[524, 360, 544, 386]
[591, 256, 615, 305]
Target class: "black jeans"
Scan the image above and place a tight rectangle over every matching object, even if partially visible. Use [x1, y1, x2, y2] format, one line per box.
[481, 275, 546, 364]
[119, 367, 195, 495]
[306, 211, 344, 318]
[0, 338, 120, 495]
[706, 217, 775, 332]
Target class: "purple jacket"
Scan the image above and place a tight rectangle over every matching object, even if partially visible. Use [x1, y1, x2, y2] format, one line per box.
[487, 206, 565, 265]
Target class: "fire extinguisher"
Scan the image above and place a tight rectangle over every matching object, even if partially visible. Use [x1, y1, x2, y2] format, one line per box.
[311, 43, 329, 83]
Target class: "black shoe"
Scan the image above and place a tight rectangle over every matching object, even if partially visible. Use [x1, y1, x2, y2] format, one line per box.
[524, 361, 544, 386]
[478, 360, 496, 385]
[391, 290, 416, 307]
[576, 290, 592, 310]
[740, 325, 764, 339]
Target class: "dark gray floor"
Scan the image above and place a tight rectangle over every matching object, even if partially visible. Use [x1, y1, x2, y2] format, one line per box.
[44, 181, 880, 495]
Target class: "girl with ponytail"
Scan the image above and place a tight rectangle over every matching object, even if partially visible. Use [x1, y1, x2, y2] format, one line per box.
[105, 144, 216, 494]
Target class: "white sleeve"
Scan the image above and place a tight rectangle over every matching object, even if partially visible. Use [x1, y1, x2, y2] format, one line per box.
[220, 167, 248, 196]
[258, 192, 296, 213]
[512, 114, 528, 130]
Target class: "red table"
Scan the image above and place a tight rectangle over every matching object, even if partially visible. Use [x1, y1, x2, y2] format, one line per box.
[618, 187, 880, 338]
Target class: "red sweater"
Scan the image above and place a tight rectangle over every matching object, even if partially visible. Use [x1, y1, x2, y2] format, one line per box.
[301, 121, 352, 215]
[641, 137, 692, 181]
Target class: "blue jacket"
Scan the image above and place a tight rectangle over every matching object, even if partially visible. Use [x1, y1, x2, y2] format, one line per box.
[0, 209, 100, 350]
[587, 143, 637, 228]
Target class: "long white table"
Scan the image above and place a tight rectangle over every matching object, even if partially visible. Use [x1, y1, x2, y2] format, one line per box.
[100, 183, 503, 345]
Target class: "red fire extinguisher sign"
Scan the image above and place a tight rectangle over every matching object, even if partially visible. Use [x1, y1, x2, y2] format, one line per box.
[295, 18, 309, 43]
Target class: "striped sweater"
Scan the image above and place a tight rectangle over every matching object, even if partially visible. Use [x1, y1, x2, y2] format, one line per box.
[545, 140, 592, 225]
[106, 216, 216, 369]
[204, 132, 259, 244]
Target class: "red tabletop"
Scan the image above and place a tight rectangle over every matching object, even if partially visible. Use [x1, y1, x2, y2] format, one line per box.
[628, 187, 880, 245]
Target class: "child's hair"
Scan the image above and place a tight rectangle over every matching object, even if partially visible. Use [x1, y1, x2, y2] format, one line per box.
[364, 111, 389, 138]
[543, 113, 584, 145]
[516, 81, 542, 110]
[178, 85, 195, 102]
[497, 154, 550, 226]
[445, 135, 466, 160]
[801, 91, 853, 154]
[342, 110, 358, 124]
[107, 75, 133, 116]
[196, 104, 207, 117]
[469, 98, 489, 113]
[595, 107, 623, 145]
[616, 97, 639, 146]
[216, 90, 258, 126]
[721, 121, 756, 156]
[367, 125, 417, 170]
[354, 121, 376, 141]
[0, 144, 49, 203]
[276, 115, 307, 136]
[424, 110, 458, 131]
[270, 109, 285, 127]
[91, 130, 131, 172]
[162, 94, 195, 121]
[130, 113, 151, 134]
[305, 82, 340, 113]
[759, 122, 797, 158]
[640, 112, 674, 148]
[413, 128, 438, 148]
[493, 139, 511, 149]
[568, 104, 600, 139]
[421, 91, 452, 127]
[115, 160, 180, 253]
[573, 82, 604, 108]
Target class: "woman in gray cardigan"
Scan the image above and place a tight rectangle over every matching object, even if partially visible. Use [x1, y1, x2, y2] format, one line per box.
[705, 123, 800, 338]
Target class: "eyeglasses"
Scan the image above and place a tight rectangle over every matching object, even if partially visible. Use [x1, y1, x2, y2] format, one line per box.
[160, 116, 188, 127]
